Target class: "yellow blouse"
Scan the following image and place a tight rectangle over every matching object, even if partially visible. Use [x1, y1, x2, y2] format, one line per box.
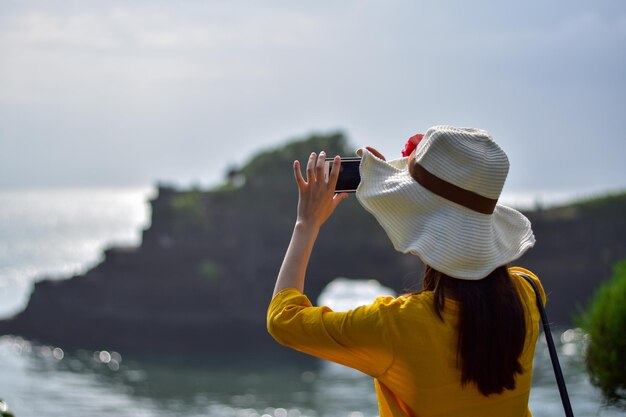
[267, 267, 546, 417]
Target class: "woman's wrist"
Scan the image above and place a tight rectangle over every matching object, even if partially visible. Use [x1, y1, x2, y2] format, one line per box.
[294, 219, 322, 235]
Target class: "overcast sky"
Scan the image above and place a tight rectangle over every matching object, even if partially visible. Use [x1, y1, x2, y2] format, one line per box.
[1, 0, 625, 196]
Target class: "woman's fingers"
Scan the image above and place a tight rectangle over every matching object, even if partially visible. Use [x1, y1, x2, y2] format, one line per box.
[328, 155, 341, 189]
[333, 191, 349, 206]
[294, 152, 322, 188]
[293, 151, 348, 227]
[295, 151, 342, 193]
[315, 151, 326, 183]
[306, 152, 316, 183]
[366, 146, 386, 161]
[293, 160, 307, 189]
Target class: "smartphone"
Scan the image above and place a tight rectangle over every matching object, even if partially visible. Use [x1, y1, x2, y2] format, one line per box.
[324, 157, 362, 193]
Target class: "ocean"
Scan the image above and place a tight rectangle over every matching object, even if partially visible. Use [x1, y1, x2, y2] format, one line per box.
[0, 187, 622, 417]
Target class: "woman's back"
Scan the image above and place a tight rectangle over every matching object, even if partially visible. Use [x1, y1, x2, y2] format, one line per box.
[372, 267, 544, 416]
[268, 267, 545, 417]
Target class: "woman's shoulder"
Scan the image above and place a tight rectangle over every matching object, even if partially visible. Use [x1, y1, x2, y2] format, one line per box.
[508, 266, 539, 279]
[508, 266, 547, 306]
[374, 291, 433, 305]
[367, 291, 444, 319]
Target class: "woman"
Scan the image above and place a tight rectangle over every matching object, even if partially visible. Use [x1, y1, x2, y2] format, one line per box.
[267, 126, 545, 417]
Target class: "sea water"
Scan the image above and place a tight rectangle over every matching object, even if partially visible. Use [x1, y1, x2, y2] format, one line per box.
[0, 187, 154, 318]
[0, 188, 622, 417]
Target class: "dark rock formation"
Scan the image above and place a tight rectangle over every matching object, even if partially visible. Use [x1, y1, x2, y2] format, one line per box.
[1, 133, 625, 360]
[519, 194, 626, 327]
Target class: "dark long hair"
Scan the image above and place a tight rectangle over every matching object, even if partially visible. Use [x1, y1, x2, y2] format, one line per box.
[422, 265, 527, 396]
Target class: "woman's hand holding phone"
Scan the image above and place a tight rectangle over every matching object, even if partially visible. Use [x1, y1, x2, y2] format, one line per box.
[293, 151, 349, 230]
[272, 152, 349, 297]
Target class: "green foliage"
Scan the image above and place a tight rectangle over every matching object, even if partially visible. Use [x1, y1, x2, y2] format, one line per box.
[573, 192, 626, 212]
[239, 131, 353, 191]
[578, 260, 626, 407]
[543, 192, 626, 221]
[197, 259, 222, 283]
[0, 400, 15, 417]
[169, 189, 212, 235]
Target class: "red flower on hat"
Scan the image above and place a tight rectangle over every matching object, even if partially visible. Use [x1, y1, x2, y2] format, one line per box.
[401, 134, 424, 157]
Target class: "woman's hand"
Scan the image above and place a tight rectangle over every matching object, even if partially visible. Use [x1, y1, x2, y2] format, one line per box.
[272, 151, 348, 297]
[365, 146, 386, 161]
[294, 151, 349, 229]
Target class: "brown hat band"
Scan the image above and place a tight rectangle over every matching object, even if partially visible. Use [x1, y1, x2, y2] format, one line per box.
[411, 162, 498, 214]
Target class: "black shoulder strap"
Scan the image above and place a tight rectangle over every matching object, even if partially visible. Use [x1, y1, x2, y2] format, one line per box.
[517, 273, 575, 417]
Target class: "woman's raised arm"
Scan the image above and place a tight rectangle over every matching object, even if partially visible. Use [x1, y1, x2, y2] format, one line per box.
[272, 151, 348, 297]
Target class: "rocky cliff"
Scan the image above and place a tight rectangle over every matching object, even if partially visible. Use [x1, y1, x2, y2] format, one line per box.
[1, 133, 625, 360]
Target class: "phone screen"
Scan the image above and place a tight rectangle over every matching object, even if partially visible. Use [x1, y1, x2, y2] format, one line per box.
[325, 157, 361, 193]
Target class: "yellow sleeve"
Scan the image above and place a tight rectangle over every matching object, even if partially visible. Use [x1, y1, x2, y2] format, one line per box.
[509, 266, 547, 306]
[267, 288, 394, 377]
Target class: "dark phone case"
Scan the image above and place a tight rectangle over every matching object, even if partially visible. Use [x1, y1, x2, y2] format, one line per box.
[325, 157, 361, 193]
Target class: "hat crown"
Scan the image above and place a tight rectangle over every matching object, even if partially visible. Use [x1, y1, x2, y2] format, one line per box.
[415, 126, 509, 200]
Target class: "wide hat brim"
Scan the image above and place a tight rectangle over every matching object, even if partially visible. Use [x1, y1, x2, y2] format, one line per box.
[355, 148, 535, 280]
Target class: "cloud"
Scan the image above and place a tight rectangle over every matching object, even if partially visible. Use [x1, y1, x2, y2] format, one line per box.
[0, 1, 624, 191]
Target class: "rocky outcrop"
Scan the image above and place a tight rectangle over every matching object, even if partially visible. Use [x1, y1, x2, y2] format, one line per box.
[1, 133, 625, 359]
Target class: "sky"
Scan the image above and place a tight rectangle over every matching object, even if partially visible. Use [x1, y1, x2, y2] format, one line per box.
[1, 0, 625, 197]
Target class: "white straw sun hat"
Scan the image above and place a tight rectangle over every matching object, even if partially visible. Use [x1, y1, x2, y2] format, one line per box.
[355, 125, 535, 280]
